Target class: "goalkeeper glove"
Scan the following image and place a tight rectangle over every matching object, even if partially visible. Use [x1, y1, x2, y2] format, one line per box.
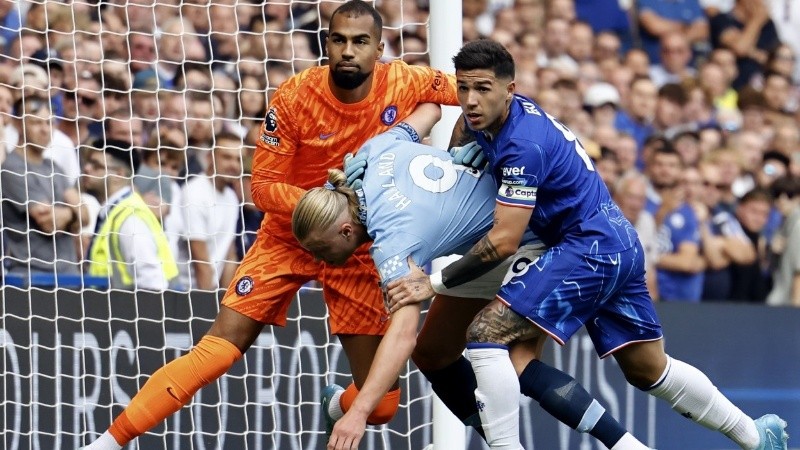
[343, 152, 368, 191]
[449, 141, 486, 169]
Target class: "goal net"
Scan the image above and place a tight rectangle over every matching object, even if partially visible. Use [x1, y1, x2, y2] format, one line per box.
[0, 1, 448, 449]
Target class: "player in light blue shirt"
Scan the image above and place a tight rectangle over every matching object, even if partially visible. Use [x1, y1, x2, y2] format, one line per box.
[385, 40, 788, 450]
[293, 104, 653, 450]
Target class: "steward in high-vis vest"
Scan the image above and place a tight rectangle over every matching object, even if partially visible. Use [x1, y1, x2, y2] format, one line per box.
[82, 139, 178, 291]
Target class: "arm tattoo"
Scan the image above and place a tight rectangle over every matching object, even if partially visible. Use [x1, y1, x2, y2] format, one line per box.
[441, 236, 504, 289]
[472, 235, 501, 262]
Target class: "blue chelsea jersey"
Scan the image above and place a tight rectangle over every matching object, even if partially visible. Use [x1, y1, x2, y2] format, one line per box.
[357, 126, 532, 284]
[473, 95, 637, 252]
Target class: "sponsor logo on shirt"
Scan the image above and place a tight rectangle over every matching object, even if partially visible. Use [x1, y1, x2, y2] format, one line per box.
[499, 183, 537, 202]
[381, 105, 398, 125]
[502, 166, 526, 176]
[431, 70, 444, 91]
[264, 108, 278, 132]
[260, 133, 280, 146]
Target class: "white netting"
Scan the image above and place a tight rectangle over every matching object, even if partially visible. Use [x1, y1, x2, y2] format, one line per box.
[0, 1, 438, 448]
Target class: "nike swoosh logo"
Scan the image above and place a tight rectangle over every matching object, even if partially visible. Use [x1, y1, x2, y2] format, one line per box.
[319, 133, 336, 140]
[167, 387, 180, 401]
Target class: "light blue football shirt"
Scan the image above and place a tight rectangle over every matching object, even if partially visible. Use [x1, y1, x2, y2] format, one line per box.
[355, 126, 498, 284]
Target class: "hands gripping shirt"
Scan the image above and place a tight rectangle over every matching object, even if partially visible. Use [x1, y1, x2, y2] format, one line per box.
[474, 95, 637, 253]
[356, 126, 536, 285]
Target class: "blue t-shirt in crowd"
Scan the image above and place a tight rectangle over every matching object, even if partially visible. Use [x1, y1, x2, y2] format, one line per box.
[656, 202, 704, 301]
[638, 0, 706, 63]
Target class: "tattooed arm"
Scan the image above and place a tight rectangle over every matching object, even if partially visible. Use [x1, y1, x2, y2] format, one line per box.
[386, 203, 532, 310]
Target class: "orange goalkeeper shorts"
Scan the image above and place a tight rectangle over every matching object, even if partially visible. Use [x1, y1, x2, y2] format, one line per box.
[221, 230, 389, 336]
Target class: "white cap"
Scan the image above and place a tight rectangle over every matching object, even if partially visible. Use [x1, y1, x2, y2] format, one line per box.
[583, 82, 620, 108]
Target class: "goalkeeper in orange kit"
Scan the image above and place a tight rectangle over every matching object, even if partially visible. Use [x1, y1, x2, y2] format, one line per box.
[81, 1, 460, 448]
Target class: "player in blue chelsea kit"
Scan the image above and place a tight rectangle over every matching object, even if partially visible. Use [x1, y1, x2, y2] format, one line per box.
[386, 40, 789, 450]
[294, 104, 652, 450]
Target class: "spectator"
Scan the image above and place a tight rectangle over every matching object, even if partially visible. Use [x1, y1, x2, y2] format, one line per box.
[710, 0, 781, 89]
[178, 131, 242, 291]
[682, 79, 716, 130]
[638, 0, 709, 64]
[128, 30, 158, 77]
[730, 130, 767, 197]
[766, 0, 800, 82]
[760, 71, 794, 127]
[1, 96, 85, 277]
[707, 147, 744, 212]
[730, 187, 774, 302]
[654, 83, 688, 134]
[755, 150, 791, 190]
[614, 171, 659, 298]
[537, 17, 578, 74]
[670, 128, 702, 167]
[567, 20, 594, 63]
[82, 138, 178, 291]
[648, 146, 705, 301]
[615, 76, 657, 158]
[695, 162, 756, 300]
[766, 176, 800, 306]
[583, 81, 620, 129]
[736, 87, 770, 137]
[133, 137, 182, 223]
[649, 31, 697, 88]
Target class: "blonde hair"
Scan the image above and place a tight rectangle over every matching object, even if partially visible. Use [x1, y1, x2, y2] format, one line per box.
[292, 169, 361, 242]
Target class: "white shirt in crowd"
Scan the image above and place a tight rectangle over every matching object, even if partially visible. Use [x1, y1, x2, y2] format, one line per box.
[178, 175, 239, 290]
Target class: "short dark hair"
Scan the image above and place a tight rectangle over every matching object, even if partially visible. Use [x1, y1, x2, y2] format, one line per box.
[658, 83, 687, 106]
[771, 175, 800, 199]
[739, 187, 773, 204]
[330, 0, 383, 40]
[453, 39, 515, 80]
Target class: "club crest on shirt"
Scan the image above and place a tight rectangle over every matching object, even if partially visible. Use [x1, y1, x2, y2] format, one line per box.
[265, 108, 278, 132]
[236, 276, 254, 295]
[381, 105, 398, 125]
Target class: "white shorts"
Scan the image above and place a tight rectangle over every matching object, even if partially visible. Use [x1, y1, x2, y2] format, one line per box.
[435, 242, 547, 299]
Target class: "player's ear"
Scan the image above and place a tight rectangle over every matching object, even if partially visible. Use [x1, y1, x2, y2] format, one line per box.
[375, 40, 384, 61]
[340, 222, 352, 240]
[506, 80, 515, 100]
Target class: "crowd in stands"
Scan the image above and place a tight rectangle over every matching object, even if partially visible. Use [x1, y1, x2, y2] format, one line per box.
[0, 0, 798, 305]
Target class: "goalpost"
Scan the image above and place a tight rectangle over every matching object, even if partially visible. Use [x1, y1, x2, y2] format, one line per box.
[0, 1, 465, 449]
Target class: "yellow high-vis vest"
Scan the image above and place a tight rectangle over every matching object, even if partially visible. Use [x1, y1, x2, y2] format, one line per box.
[88, 191, 178, 287]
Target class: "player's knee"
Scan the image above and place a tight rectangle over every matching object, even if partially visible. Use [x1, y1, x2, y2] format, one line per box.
[365, 389, 401, 425]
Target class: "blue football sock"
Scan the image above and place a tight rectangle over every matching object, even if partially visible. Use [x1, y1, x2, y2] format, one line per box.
[519, 359, 625, 448]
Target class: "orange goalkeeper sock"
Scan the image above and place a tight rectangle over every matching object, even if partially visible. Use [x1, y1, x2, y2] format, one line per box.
[108, 335, 242, 445]
[339, 383, 401, 425]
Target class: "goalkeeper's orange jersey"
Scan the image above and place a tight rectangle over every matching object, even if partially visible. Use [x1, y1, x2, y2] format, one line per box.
[251, 59, 459, 239]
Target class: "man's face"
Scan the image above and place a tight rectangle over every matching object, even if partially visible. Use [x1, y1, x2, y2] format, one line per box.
[299, 221, 359, 266]
[325, 13, 383, 90]
[650, 152, 681, 189]
[628, 79, 657, 122]
[20, 103, 52, 150]
[615, 179, 647, 223]
[736, 199, 771, 233]
[456, 68, 513, 134]
[211, 138, 242, 181]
